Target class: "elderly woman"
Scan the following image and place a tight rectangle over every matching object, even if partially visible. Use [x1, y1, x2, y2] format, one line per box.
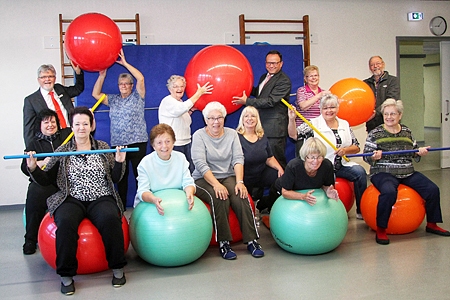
[258, 137, 338, 211]
[158, 75, 213, 172]
[192, 101, 263, 260]
[21, 109, 71, 255]
[92, 49, 148, 208]
[288, 94, 367, 219]
[364, 99, 450, 245]
[26, 106, 127, 295]
[134, 124, 195, 215]
[236, 106, 284, 207]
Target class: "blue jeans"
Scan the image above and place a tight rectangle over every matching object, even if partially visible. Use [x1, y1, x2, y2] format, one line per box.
[335, 165, 367, 214]
[370, 172, 442, 228]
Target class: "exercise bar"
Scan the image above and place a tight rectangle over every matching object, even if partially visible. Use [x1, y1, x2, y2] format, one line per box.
[345, 147, 450, 158]
[3, 147, 139, 160]
[281, 99, 350, 162]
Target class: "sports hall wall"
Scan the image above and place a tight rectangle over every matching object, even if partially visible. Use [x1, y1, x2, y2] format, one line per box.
[1, 0, 449, 206]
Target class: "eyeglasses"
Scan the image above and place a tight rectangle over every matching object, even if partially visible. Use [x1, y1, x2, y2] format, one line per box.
[39, 75, 56, 80]
[265, 61, 281, 66]
[305, 155, 324, 161]
[306, 74, 319, 78]
[207, 116, 224, 122]
[322, 106, 337, 111]
[172, 85, 185, 89]
[370, 62, 383, 67]
[118, 83, 132, 87]
[383, 112, 399, 117]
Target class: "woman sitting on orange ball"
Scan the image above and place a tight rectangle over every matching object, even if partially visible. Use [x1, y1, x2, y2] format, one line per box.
[363, 98, 450, 245]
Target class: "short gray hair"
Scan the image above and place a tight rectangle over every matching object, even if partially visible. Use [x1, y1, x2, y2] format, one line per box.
[166, 75, 186, 90]
[319, 94, 339, 110]
[37, 64, 56, 77]
[202, 101, 227, 120]
[118, 73, 134, 85]
[381, 98, 403, 115]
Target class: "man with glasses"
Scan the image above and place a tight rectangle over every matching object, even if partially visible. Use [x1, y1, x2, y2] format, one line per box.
[233, 50, 292, 169]
[363, 56, 400, 133]
[23, 62, 84, 147]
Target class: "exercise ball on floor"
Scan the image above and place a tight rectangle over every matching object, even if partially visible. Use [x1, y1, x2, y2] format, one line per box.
[184, 45, 253, 114]
[64, 12, 122, 72]
[270, 189, 348, 255]
[361, 184, 425, 234]
[38, 213, 130, 274]
[335, 177, 355, 212]
[129, 189, 212, 267]
[202, 194, 256, 246]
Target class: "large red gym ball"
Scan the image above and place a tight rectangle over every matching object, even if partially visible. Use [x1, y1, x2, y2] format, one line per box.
[38, 213, 130, 274]
[64, 13, 122, 72]
[361, 184, 426, 234]
[184, 45, 253, 114]
[335, 177, 355, 212]
[329, 78, 375, 127]
[202, 195, 256, 246]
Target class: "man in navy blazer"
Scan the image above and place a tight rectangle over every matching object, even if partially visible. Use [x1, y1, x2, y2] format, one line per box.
[23, 63, 84, 147]
[233, 50, 292, 168]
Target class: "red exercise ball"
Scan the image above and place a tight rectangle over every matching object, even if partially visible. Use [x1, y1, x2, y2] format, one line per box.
[360, 184, 425, 234]
[202, 195, 255, 246]
[329, 78, 375, 127]
[184, 45, 253, 114]
[335, 177, 355, 212]
[38, 213, 130, 274]
[65, 13, 122, 72]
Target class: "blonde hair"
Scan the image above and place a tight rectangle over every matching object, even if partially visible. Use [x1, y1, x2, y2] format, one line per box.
[236, 106, 264, 139]
[299, 137, 327, 161]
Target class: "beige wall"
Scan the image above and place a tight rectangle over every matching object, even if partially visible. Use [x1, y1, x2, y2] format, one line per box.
[1, 0, 449, 205]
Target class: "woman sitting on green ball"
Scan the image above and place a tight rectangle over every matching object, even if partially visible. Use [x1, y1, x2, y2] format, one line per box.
[134, 124, 195, 215]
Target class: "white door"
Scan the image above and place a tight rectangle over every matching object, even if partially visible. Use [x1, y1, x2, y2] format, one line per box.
[441, 41, 450, 168]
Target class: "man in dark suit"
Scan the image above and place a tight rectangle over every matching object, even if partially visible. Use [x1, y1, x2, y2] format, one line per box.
[233, 50, 292, 168]
[23, 63, 84, 147]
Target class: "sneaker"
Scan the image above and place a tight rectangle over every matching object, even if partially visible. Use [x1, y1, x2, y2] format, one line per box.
[61, 280, 75, 296]
[112, 274, 126, 287]
[219, 242, 237, 260]
[356, 213, 363, 220]
[23, 241, 36, 255]
[247, 240, 264, 258]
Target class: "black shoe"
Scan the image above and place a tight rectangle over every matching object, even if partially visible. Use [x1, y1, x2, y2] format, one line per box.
[426, 227, 450, 236]
[23, 241, 36, 255]
[375, 236, 390, 245]
[112, 274, 126, 287]
[61, 280, 75, 295]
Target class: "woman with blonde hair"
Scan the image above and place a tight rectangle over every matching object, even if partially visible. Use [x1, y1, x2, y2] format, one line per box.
[236, 106, 284, 208]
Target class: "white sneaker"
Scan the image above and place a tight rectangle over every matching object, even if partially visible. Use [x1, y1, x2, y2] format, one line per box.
[356, 213, 363, 220]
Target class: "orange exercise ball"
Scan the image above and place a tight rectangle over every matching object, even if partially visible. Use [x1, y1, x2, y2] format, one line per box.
[65, 13, 122, 72]
[184, 45, 253, 114]
[335, 177, 355, 212]
[329, 78, 375, 127]
[360, 184, 426, 234]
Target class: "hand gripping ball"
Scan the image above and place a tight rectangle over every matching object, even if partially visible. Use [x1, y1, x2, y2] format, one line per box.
[270, 189, 348, 255]
[64, 12, 122, 72]
[361, 184, 425, 234]
[38, 213, 130, 274]
[184, 45, 253, 114]
[329, 78, 375, 127]
[129, 189, 212, 267]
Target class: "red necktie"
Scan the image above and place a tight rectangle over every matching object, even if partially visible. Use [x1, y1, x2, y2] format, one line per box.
[49, 91, 67, 128]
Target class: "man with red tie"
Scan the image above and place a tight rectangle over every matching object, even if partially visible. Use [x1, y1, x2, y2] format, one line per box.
[23, 62, 84, 147]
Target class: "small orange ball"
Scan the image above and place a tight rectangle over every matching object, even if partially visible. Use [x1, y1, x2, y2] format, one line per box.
[361, 184, 425, 234]
[329, 78, 375, 127]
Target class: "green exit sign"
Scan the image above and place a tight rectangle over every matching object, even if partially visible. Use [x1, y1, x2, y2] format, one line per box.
[408, 12, 423, 21]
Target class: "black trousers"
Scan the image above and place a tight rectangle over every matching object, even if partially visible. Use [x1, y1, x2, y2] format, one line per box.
[53, 196, 127, 277]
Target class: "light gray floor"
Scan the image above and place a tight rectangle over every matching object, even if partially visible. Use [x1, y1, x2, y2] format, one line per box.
[1, 128, 450, 299]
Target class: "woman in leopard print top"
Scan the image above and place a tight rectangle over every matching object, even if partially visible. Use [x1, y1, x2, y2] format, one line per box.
[26, 106, 127, 294]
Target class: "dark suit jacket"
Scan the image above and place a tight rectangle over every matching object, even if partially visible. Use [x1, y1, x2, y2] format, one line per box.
[23, 72, 84, 147]
[246, 70, 292, 138]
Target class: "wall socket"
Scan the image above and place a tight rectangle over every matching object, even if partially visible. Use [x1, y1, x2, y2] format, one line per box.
[44, 36, 59, 49]
[225, 32, 237, 44]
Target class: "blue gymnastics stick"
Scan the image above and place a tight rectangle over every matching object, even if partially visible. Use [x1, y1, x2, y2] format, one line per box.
[3, 147, 139, 160]
[345, 147, 450, 158]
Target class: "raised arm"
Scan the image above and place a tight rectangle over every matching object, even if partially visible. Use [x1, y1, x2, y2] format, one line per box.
[116, 49, 145, 98]
[92, 69, 109, 105]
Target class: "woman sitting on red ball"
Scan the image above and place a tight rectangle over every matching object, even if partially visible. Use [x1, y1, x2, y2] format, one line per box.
[26, 106, 127, 295]
[363, 98, 450, 245]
